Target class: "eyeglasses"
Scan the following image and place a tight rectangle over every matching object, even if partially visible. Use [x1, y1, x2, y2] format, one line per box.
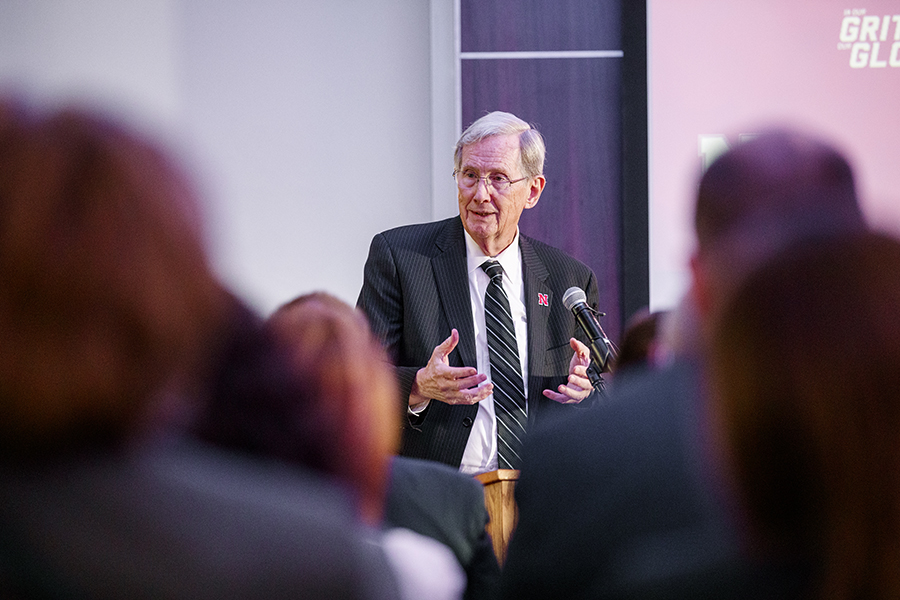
[454, 170, 528, 192]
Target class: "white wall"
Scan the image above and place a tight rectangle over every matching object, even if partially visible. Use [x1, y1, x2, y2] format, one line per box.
[0, 0, 443, 314]
[0, 0, 181, 127]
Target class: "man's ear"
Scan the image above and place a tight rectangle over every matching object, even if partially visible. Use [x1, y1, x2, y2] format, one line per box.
[689, 251, 713, 319]
[525, 175, 546, 209]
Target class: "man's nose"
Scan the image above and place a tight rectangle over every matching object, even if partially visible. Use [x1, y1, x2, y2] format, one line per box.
[473, 177, 492, 201]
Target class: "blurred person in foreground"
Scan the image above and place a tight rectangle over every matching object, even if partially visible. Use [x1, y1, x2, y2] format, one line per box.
[358, 110, 602, 474]
[0, 98, 398, 599]
[196, 292, 499, 600]
[710, 231, 900, 600]
[500, 128, 867, 599]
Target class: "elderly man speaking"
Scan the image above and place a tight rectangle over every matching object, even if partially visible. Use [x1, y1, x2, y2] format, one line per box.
[358, 111, 602, 475]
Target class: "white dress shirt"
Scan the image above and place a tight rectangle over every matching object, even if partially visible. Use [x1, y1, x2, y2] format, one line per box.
[458, 229, 529, 475]
[378, 527, 466, 600]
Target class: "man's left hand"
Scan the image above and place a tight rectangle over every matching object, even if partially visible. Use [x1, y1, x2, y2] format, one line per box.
[542, 338, 593, 405]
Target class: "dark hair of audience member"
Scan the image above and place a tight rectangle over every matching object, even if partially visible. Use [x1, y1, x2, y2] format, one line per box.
[0, 99, 231, 458]
[695, 130, 863, 253]
[709, 231, 900, 600]
[611, 307, 667, 373]
[195, 292, 400, 526]
[690, 130, 867, 324]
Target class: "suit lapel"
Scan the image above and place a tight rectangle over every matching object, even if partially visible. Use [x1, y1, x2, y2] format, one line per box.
[433, 219, 477, 368]
[521, 235, 551, 417]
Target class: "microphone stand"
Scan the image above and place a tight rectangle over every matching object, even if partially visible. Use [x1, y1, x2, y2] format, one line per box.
[587, 362, 607, 394]
[584, 308, 614, 400]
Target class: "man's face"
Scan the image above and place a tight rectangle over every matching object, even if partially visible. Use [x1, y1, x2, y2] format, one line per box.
[457, 134, 544, 256]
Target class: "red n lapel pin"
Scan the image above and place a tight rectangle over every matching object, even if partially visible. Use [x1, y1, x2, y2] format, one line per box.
[538, 293, 549, 306]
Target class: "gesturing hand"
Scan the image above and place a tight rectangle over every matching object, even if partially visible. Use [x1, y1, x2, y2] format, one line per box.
[542, 337, 593, 405]
[409, 329, 492, 408]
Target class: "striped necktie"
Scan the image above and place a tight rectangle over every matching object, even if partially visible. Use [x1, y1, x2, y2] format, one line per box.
[481, 260, 527, 470]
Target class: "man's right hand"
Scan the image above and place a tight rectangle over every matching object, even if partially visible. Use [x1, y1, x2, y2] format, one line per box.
[408, 329, 492, 408]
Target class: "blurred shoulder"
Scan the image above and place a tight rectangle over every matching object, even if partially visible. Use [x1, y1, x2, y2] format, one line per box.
[0, 437, 398, 599]
[390, 456, 483, 499]
[526, 360, 701, 460]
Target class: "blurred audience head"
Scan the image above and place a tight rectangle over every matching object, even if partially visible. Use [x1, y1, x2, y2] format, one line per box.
[268, 293, 400, 524]
[710, 231, 900, 599]
[196, 292, 400, 526]
[690, 128, 866, 321]
[611, 307, 668, 373]
[0, 97, 230, 457]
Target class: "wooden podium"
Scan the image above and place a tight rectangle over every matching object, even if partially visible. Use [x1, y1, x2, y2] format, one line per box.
[475, 469, 519, 565]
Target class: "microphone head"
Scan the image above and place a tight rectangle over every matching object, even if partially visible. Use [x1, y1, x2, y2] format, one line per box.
[562, 287, 587, 311]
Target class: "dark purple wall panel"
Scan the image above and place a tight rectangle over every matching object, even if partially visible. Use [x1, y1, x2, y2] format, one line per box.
[461, 0, 621, 52]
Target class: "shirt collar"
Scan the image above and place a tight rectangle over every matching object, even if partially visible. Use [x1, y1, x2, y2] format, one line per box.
[464, 228, 521, 280]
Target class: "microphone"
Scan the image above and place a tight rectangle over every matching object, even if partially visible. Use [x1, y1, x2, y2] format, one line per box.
[562, 287, 614, 374]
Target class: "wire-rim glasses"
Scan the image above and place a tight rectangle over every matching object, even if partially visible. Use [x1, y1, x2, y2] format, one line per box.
[454, 169, 528, 192]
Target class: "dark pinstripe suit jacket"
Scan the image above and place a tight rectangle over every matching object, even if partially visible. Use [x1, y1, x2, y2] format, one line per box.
[357, 216, 600, 468]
